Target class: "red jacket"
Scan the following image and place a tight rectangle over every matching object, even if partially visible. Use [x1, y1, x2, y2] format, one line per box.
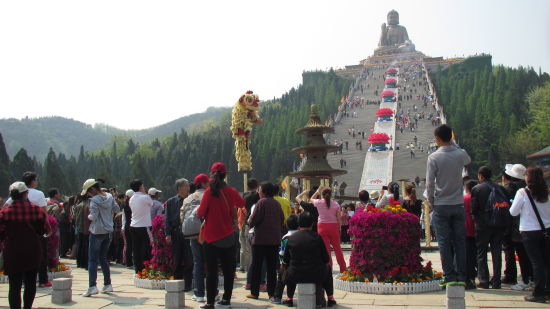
[197, 186, 244, 243]
[463, 194, 475, 237]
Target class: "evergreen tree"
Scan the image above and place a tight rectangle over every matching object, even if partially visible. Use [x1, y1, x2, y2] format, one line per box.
[44, 148, 67, 191]
[0, 133, 11, 193]
[10, 148, 35, 179]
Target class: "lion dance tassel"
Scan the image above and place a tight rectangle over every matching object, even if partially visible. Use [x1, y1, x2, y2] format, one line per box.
[231, 91, 261, 172]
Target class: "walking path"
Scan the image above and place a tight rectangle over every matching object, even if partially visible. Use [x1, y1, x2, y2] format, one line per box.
[3, 254, 547, 309]
[327, 68, 386, 196]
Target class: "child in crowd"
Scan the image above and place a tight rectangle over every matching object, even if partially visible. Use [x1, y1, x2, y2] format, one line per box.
[271, 214, 299, 304]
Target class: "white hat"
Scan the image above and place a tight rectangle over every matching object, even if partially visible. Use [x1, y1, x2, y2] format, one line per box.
[9, 181, 28, 194]
[81, 179, 99, 195]
[505, 164, 526, 180]
[369, 190, 380, 199]
[125, 189, 135, 198]
[148, 187, 162, 195]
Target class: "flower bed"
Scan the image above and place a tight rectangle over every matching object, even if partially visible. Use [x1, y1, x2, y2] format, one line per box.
[334, 277, 442, 294]
[134, 274, 166, 290]
[337, 202, 442, 294]
[47, 263, 72, 281]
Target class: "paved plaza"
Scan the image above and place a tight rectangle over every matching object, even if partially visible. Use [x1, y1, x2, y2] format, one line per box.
[1, 250, 549, 309]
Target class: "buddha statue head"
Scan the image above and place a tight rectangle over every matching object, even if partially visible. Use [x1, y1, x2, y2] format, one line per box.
[387, 10, 399, 26]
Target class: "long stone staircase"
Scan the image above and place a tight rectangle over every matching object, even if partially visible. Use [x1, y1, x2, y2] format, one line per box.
[326, 68, 386, 195]
[328, 63, 443, 197]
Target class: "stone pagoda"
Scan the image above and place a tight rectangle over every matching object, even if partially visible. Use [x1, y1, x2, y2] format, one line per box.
[289, 105, 346, 192]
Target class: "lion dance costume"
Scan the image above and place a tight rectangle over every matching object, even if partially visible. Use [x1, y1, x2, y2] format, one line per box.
[231, 91, 261, 172]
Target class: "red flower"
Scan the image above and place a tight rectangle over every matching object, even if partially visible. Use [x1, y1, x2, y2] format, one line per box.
[384, 78, 397, 85]
[376, 108, 394, 118]
[368, 133, 390, 144]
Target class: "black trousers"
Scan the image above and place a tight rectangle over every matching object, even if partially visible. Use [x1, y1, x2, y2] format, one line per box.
[204, 242, 236, 304]
[251, 245, 279, 297]
[131, 227, 152, 274]
[476, 226, 504, 285]
[170, 233, 193, 288]
[504, 239, 533, 284]
[76, 232, 89, 269]
[522, 231, 550, 297]
[38, 237, 48, 284]
[8, 269, 38, 309]
[285, 264, 333, 302]
[123, 228, 133, 267]
[465, 236, 477, 281]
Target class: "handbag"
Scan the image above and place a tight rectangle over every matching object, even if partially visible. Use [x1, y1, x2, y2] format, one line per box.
[525, 189, 550, 240]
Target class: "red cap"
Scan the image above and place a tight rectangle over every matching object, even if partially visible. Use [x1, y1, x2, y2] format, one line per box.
[210, 162, 227, 174]
[194, 173, 210, 186]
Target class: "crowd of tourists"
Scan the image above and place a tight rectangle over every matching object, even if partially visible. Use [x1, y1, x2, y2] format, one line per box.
[425, 124, 550, 303]
[0, 162, 355, 308]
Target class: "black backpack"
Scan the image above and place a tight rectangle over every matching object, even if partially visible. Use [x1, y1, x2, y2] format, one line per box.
[486, 183, 511, 227]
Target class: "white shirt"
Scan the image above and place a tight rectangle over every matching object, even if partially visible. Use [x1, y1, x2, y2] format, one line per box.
[4, 188, 47, 207]
[130, 192, 153, 228]
[510, 188, 550, 231]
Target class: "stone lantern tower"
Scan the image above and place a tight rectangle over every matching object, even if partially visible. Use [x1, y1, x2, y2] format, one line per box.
[289, 105, 347, 192]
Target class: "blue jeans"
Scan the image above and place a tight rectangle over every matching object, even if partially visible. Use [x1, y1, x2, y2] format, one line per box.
[432, 204, 466, 282]
[189, 239, 205, 297]
[88, 233, 111, 288]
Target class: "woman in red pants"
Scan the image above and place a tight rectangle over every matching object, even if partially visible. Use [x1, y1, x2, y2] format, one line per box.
[311, 187, 347, 273]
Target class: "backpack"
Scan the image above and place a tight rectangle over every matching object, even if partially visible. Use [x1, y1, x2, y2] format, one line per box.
[486, 183, 511, 227]
[181, 191, 203, 239]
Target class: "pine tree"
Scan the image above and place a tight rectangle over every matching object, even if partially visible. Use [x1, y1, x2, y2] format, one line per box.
[44, 148, 67, 191]
[0, 133, 12, 192]
[10, 148, 35, 179]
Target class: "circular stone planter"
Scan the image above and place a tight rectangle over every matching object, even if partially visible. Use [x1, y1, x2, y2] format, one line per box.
[134, 275, 167, 289]
[48, 269, 72, 281]
[134, 275, 225, 289]
[334, 276, 442, 294]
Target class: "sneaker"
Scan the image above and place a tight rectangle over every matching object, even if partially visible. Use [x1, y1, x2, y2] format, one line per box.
[243, 283, 251, 290]
[465, 280, 476, 290]
[476, 282, 490, 289]
[199, 304, 214, 309]
[39, 282, 52, 287]
[282, 298, 294, 307]
[192, 295, 206, 303]
[511, 283, 528, 291]
[260, 284, 267, 292]
[82, 286, 99, 297]
[270, 297, 282, 304]
[101, 284, 113, 293]
[327, 299, 337, 307]
[524, 295, 547, 303]
[216, 299, 231, 307]
[246, 293, 258, 299]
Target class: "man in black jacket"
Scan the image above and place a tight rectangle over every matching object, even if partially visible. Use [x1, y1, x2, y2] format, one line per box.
[164, 178, 192, 290]
[283, 212, 336, 307]
[471, 166, 505, 289]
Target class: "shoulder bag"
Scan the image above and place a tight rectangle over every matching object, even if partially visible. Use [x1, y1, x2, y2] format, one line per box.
[525, 189, 550, 241]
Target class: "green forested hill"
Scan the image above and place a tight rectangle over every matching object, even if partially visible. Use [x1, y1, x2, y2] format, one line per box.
[433, 55, 549, 174]
[0, 106, 230, 159]
[0, 70, 350, 196]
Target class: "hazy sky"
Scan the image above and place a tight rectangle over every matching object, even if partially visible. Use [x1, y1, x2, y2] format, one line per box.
[1, 0, 549, 129]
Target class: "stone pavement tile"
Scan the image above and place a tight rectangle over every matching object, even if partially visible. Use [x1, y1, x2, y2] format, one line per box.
[339, 298, 375, 305]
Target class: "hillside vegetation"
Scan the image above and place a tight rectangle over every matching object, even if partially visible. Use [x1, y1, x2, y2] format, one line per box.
[433, 55, 549, 174]
[0, 70, 349, 196]
[0, 106, 230, 159]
